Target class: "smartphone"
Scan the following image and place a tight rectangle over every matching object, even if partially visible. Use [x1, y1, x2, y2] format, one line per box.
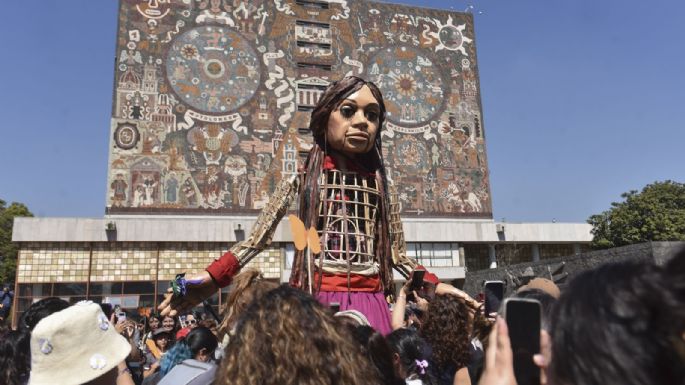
[99, 303, 113, 319]
[330, 302, 340, 313]
[503, 298, 541, 385]
[483, 280, 505, 315]
[410, 269, 426, 292]
[117, 311, 127, 323]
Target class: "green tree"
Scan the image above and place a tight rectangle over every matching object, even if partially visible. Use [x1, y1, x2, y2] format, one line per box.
[0, 199, 33, 285]
[588, 181, 685, 249]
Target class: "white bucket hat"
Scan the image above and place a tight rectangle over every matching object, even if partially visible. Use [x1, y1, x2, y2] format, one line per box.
[29, 301, 131, 385]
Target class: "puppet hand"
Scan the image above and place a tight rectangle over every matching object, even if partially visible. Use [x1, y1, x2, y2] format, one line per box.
[158, 271, 218, 317]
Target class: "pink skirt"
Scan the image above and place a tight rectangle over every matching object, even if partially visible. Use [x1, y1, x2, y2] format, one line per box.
[317, 291, 392, 335]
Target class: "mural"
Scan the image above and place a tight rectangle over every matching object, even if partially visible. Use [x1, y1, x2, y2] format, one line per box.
[107, 0, 492, 217]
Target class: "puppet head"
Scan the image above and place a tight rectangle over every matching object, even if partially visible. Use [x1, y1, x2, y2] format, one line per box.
[309, 76, 386, 156]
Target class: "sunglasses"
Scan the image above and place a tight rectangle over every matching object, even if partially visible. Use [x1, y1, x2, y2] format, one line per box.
[188, 319, 197, 325]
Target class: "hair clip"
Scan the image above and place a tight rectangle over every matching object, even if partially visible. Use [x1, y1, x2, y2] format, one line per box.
[415, 359, 428, 375]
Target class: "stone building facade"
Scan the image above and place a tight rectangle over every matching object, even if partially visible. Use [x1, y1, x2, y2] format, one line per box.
[11, 0, 592, 324]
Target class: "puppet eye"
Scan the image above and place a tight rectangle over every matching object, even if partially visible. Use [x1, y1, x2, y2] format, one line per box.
[340, 105, 356, 118]
[365, 110, 379, 122]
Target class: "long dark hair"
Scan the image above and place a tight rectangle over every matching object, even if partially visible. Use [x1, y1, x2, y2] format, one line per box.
[290, 76, 395, 295]
[0, 330, 31, 385]
[349, 325, 404, 385]
[387, 328, 437, 385]
[161, 326, 217, 375]
[550, 260, 685, 385]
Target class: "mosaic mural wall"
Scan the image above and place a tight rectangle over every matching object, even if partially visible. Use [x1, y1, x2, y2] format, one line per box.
[107, 0, 492, 217]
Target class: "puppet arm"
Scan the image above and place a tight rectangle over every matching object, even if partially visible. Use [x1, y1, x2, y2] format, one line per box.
[207, 173, 300, 286]
[159, 174, 299, 316]
[388, 182, 439, 284]
[388, 183, 477, 307]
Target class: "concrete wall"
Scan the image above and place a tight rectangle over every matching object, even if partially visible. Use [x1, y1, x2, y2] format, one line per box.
[462, 241, 685, 297]
[13, 217, 592, 244]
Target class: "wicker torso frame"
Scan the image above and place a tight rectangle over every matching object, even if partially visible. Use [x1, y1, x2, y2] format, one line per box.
[316, 168, 380, 275]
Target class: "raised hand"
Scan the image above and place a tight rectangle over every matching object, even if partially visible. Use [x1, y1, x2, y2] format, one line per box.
[157, 271, 218, 317]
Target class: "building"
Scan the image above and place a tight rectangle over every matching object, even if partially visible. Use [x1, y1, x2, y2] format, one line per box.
[11, 0, 591, 323]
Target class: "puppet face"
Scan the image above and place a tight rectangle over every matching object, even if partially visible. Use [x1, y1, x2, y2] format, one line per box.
[326, 85, 381, 154]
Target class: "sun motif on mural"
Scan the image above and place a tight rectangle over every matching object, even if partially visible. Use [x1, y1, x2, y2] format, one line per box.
[166, 26, 261, 114]
[396, 74, 417, 97]
[432, 15, 472, 54]
[367, 46, 446, 126]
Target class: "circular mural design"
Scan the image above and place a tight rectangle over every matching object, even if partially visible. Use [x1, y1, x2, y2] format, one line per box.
[367, 47, 446, 126]
[114, 123, 140, 150]
[166, 26, 260, 114]
[393, 136, 429, 174]
[438, 25, 464, 50]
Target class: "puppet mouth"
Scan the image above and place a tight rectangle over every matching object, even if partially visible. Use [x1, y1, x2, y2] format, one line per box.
[346, 133, 370, 141]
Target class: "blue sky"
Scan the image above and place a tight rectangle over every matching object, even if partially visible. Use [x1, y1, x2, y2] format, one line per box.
[1, 0, 683, 222]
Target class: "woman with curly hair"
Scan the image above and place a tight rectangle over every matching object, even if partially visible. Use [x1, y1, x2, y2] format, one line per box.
[215, 284, 383, 385]
[420, 294, 473, 385]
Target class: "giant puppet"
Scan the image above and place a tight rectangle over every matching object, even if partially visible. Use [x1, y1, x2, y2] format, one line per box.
[160, 77, 474, 333]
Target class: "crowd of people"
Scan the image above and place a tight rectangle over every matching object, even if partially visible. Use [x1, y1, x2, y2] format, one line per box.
[0, 250, 683, 385]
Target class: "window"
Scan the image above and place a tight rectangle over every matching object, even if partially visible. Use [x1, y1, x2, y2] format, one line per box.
[297, 63, 332, 71]
[296, 81, 329, 110]
[463, 244, 490, 271]
[295, 1, 329, 10]
[406, 243, 459, 268]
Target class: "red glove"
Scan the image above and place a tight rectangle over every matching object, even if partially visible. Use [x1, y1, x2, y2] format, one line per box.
[206, 251, 241, 288]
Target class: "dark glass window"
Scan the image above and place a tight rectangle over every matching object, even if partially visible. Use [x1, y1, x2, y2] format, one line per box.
[18, 283, 53, 297]
[89, 282, 123, 296]
[53, 283, 87, 296]
[123, 281, 155, 294]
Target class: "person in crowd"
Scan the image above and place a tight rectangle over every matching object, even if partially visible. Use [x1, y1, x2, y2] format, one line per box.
[478, 259, 685, 385]
[142, 314, 162, 362]
[0, 329, 31, 385]
[0, 286, 14, 323]
[27, 301, 134, 385]
[387, 328, 437, 385]
[421, 294, 474, 385]
[516, 277, 560, 299]
[184, 312, 199, 329]
[197, 319, 218, 337]
[348, 325, 404, 385]
[391, 279, 429, 331]
[335, 309, 371, 327]
[19, 297, 69, 332]
[143, 327, 174, 382]
[161, 315, 177, 333]
[215, 284, 384, 385]
[547, 260, 685, 385]
[115, 315, 145, 385]
[157, 326, 218, 385]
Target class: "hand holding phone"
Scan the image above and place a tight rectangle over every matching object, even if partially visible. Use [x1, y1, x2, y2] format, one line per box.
[410, 269, 426, 292]
[503, 298, 541, 385]
[117, 311, 127, 324]
[484, 280, 505, 315]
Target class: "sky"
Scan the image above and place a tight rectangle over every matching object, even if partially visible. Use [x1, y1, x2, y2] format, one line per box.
[0, 0, 683, 222]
